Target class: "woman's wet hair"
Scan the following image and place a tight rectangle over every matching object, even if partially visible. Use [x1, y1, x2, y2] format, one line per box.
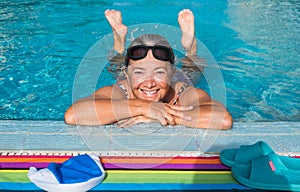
[129, 34, 172, 48]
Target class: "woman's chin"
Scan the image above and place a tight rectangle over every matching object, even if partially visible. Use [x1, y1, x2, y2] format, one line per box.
[139, 95, 160, 102]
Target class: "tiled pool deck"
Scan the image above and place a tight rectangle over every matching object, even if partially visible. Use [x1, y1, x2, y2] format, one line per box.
[1, 120, 299, 156]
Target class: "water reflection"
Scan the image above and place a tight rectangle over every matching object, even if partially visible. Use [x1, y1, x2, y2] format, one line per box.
[223, 0, 300, 121]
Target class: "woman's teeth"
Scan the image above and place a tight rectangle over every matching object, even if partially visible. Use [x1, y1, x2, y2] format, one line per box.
[141, 89, 158, 95]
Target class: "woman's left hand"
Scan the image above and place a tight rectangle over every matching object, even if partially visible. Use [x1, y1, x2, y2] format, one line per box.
[117, 116, 158, 128]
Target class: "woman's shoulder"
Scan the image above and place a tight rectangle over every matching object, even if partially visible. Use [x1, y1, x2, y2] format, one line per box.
[174, 81, 208, 97]
[93, 81, 127, 99]
[117, 79, 127, 85]
[173, 82, 211, 105]
[115, 79, 130, 98]
[173, 81, 191, 93]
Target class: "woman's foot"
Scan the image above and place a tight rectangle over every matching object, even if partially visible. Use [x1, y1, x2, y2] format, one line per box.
[105, 9, 128, 53]
[178, 9, 196, 56]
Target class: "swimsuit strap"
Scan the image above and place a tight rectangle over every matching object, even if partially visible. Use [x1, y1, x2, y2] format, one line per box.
[118, 83, 189, 103]
[177, 83, 189, 96]
[118, 83, 129, 98]
[171, 83, 189, 105]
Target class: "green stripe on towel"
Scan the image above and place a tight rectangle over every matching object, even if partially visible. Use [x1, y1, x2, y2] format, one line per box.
[0, 170, 237, 184]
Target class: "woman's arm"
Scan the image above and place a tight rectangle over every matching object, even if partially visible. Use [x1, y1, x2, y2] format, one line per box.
[64, 85, 145, 125]
[64, 85, 194, 126]
[175, 87, 233, 129]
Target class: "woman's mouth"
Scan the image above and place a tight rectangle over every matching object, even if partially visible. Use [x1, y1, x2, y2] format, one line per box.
[139, 89, 160, 96]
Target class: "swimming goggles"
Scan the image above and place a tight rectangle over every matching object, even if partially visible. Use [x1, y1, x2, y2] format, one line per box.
[125, 45, 175, 66]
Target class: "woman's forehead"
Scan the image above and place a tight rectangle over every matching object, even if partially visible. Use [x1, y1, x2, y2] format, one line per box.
[131, 66, 168, 71]
[128, 59, 172, 69]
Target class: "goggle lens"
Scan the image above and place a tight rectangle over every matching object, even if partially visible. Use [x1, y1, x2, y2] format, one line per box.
[126, 45, 174, 66]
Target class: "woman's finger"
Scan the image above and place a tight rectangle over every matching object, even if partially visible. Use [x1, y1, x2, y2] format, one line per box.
[117, 118, 135, 128]
[165, 107, 192, 121]
[168, 104, 194, 111]
[158, 115, 168, 126]
[164, 113, 175, 125]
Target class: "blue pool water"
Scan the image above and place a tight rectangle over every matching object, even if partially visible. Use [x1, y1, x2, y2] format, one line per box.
[0, 0, 299, 122]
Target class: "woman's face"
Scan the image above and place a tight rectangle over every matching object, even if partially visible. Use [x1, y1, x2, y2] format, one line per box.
[126, 50, 174, 102]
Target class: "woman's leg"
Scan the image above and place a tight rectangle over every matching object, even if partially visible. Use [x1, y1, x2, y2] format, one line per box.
[178, 9, 196, 56]
[105, 9, 128, 54]
[178, 9, 205, 83]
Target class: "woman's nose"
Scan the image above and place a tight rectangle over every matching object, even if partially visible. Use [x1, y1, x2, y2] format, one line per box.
[143, 75, 156, 88]
[140, 50, 156, 88]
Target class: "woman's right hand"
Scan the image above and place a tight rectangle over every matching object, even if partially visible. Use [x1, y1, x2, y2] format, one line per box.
[117, 115, 157, 128]
[144, 102, 194, 126]
[117, 102, 194, 128]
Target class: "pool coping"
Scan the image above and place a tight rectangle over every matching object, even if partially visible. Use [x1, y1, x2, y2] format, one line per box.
[0, 120, 299, 156]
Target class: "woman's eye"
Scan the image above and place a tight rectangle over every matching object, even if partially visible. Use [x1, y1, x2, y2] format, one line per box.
[133, 71, 144, 75]
[155, 70, 166, 75]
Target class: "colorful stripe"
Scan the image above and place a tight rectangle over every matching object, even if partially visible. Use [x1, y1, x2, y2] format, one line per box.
[0, 155, 222, 164]
[0, 162, 228, 170]
[0, 169, 249, 190]
[0, 182, 250, 191]
[0, 170, 234, 183]
[103, 163, 227, 169]
[0, 155, 254, 190]
[0, 155, 228, 170]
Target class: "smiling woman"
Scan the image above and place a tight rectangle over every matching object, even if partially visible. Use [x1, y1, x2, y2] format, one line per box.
[64, 9, 232, 129]
[0, 1, 299, 191]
